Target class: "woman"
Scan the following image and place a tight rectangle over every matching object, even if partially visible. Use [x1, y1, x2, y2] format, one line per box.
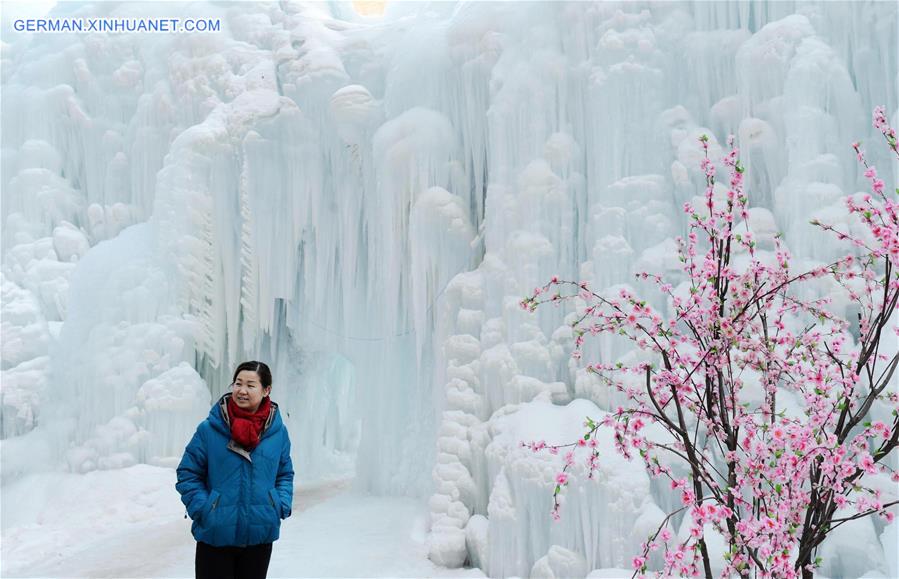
[177, 361, 294, 579]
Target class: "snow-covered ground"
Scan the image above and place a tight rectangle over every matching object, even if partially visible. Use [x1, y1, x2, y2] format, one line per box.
[0, 465, 486, 578]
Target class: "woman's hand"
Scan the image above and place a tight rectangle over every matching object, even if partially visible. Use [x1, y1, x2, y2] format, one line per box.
[176, 426, 212, 520]
[273, 430, 294, 518]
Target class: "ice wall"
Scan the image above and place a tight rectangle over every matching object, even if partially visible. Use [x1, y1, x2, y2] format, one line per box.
[1, 1, 897, 576]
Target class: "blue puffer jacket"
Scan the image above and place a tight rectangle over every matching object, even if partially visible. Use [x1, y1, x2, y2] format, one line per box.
[176, 393, 294, 547]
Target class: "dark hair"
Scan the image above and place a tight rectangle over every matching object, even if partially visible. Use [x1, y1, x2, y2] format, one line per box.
[231, 361, 273, 389]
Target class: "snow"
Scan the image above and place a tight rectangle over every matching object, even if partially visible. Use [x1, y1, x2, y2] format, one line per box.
[0, 465, 486, 578]
[585, 570, 635, 579]
[480, 395, 658, 575]
[1, 0, 897, 576]
[883, 520, 899, 579]
[531, 545, 588, 579]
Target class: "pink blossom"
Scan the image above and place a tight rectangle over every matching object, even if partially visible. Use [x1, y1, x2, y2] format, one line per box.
[523, 114, 899, 573]
[859, 453, 877, 474]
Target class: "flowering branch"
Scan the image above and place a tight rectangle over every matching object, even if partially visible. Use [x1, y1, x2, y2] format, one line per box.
[520, 107, 899, 578]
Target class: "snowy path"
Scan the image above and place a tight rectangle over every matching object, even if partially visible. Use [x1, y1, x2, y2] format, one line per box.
[0, 465, 485, 578]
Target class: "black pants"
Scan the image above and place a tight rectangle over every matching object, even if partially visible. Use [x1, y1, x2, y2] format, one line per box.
[195, 541, 272, 579]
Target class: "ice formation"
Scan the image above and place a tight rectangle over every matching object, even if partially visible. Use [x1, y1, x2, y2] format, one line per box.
[1, 1, 897, 576]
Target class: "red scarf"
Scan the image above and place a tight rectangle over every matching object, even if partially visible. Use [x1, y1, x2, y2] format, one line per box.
[227, 395, 271, 451]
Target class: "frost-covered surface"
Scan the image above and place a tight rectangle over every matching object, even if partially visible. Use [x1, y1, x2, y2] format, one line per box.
[1, 0, 897, 577]
[472, 396, 654, 574]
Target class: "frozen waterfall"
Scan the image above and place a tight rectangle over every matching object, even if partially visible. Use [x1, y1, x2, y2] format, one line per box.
[1, 1, 897, 576]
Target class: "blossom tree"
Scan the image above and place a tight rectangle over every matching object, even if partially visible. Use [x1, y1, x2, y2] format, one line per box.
[520, 107, 899, 578]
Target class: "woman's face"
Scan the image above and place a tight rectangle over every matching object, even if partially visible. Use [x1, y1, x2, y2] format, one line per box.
[231, 370, 271, 413]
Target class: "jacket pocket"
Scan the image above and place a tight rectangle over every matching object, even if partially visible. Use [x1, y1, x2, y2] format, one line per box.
[202, 489, 221, 523]
[268, 488, 282, 519]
